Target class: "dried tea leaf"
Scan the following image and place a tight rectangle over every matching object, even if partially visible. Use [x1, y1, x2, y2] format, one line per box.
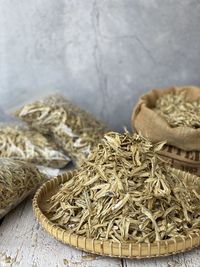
[46, 131, 200, 243]
[154, 91, 200, 128]
[0, 158, 44, 219]
[0, 124, 70, 168]
[15, 95, 108, 167]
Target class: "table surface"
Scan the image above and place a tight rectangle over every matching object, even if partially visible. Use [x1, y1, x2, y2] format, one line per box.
[1, 166, 200, 267]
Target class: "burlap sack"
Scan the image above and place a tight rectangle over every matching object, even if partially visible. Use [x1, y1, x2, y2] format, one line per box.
[160, 145, 200, 176]
[132, 86, 200, 175]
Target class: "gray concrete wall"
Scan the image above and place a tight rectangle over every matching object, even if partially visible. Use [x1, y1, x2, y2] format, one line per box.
[0, 0, 200, 131]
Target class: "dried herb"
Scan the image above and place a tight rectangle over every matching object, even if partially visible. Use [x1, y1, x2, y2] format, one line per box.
[0, 158, 44, 219]
[154, 91, 200, 128]
[46, 131, 200, 243]
[0, 124, 70, 168]
[15, 95, 107, 166]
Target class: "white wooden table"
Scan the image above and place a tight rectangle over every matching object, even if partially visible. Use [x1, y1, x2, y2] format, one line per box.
[1, 195, 200, 267]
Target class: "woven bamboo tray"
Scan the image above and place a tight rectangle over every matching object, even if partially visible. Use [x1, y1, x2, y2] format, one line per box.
[33, 169, 200, 259]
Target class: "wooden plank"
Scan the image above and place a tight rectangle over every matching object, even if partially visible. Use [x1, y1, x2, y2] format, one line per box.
[0, 198, 122, 267]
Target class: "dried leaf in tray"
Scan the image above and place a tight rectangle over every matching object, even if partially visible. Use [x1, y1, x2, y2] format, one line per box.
[15, 94, 108, 166]
[154, 91, 200, 128]
[0, 158, 45, 219]
[0, 124, 70, 168]
[46, 131, 200, 243]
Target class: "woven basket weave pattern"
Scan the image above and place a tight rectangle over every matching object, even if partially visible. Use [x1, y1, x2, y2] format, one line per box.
[33, 170, 200, 259]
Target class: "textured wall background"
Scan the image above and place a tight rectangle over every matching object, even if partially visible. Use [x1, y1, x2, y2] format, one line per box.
[0, 0, 200, 131]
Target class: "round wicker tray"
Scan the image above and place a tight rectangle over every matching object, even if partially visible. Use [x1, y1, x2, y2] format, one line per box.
[33, 170, 200, 259]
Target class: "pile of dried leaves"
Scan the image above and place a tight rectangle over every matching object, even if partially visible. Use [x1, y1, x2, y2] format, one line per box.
[0, 158, 44, 219]
[0, 124, 70, 168]
[15, 95, 107, 166]
[154, 91, 200, 128]
[46, 131, 200, 243]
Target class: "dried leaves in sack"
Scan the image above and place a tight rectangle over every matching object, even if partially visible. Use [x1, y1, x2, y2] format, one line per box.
[15, 95, 108, 166]
[132, 86, 200, 175]
[0, 158, 45, 219]
[154, 90, 200, 128]
[0, 124, 70, 168]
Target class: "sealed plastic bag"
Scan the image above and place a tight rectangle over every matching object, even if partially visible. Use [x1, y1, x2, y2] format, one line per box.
[0, 158, 45, 219]
[15, 94, 108, 166]
[0, 124, 70, 168]
[132, 86, 200, 175]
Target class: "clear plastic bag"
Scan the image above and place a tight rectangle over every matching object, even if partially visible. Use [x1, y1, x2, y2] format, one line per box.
[0, 123, 71, 168]
[15, 94, 108, 166]
[0, 158, 45, 219]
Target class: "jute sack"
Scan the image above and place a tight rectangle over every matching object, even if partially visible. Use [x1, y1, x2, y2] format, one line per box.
[132, 86, 200, 175]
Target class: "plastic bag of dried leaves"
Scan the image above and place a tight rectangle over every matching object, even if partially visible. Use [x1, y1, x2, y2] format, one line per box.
[0, 158, 45, 219]
[15, 94, 108, 167]
[46, 131, 200, 243]
[132, 86, 200, 175]
[0, 123, 70, 168]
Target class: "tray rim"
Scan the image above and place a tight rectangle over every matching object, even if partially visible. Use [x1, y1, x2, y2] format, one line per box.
[33, 169, 200, 259]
